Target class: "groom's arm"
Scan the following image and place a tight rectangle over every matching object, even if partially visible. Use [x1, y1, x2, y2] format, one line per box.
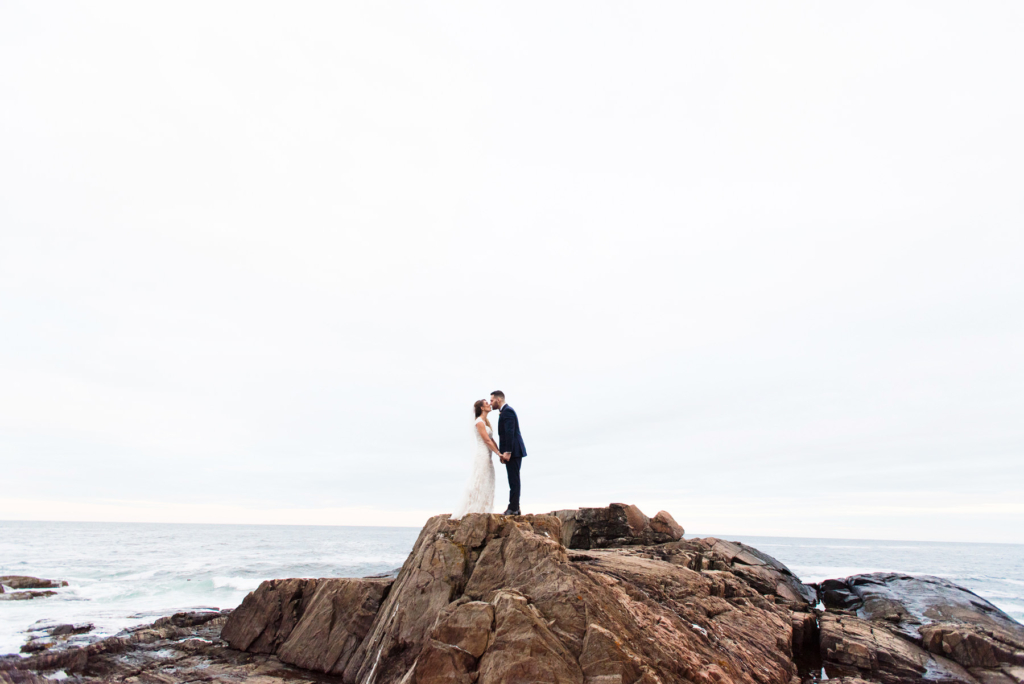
[501, 410, 518, 456]
[498, 413, 512, 454]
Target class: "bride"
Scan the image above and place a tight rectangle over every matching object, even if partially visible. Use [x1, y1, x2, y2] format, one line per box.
[453, 399, 503, 519]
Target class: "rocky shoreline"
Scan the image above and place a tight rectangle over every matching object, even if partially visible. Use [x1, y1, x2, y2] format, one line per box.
[2, 504, 1022, 684]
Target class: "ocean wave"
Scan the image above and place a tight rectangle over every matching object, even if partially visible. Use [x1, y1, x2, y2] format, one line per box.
[211, 576, 263, 592]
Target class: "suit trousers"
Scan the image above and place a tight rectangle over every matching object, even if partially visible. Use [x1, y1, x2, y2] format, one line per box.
[504, 456, 522, 511]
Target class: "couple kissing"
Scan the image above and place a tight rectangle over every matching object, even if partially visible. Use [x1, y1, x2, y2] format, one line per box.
[453, 390, 527, 519]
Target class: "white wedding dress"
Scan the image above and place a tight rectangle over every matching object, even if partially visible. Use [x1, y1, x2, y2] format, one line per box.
[453, 417, 496, 519]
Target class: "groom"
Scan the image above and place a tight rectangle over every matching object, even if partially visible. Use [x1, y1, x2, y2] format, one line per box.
[490, 390, 526, 515]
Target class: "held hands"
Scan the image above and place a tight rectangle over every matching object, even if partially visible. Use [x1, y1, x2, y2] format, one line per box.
[500, 452, 512, 463]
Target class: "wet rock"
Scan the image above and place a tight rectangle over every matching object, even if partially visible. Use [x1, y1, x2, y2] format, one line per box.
[820, 612, 976, 684]
[47, 623, 94, 637]
[0, 577, 67, 590]
[818, 573, 1024, 684]
[152, 611, 221, 629]
[0, 591, 56, 601]
[2, 612, 349, 683]
[18, 623, 95, 654]
[17, 643, 47, 655]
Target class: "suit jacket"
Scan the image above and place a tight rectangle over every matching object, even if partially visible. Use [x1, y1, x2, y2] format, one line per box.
[497, 404, 527, 459]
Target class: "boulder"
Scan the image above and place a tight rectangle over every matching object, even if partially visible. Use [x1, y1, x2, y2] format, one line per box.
[650, 510, 685, 539]
[548, 503, 683, 549]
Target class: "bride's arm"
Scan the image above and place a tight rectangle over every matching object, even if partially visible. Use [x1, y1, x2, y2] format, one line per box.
[476, 422, 501, 455]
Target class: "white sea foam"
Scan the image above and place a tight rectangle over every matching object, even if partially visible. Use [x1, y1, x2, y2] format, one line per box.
[212, 576, 263, 592]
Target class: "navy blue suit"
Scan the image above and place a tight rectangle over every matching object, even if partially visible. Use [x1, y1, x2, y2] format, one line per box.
[498, 404, 527, 511]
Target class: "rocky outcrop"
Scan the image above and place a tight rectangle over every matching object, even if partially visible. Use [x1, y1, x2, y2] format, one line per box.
[549, 503, 684, 548]
[818, 573, 1024, 684]
[0, 591, 56, 602]
[0, 577, 67, 590]
[0, 611, 230, 678]
[221, 506, 813, 684]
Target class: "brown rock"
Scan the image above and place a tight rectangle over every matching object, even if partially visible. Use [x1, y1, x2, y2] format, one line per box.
[277, 578, 391, 674]
[221, 577, 321, 653]
[344, 514, 469, 684]
[333, 512, 800, 684]
[412, 640, 477, 684]
[649, 510, 685, 540]
[617, 503, 649, 536]
[430, 600, 494, 658]
[476, 591, 583, 684]
[578, 622, 643, 683]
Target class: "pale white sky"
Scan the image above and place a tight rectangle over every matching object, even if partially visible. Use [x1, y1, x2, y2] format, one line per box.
[1, 2, 1022, 543]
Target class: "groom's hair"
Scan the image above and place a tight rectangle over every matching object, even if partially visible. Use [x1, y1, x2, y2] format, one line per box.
[490, 390, 505, 400]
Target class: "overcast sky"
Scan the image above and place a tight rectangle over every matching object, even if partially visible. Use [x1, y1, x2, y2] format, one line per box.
[2, 2, 1022, 543]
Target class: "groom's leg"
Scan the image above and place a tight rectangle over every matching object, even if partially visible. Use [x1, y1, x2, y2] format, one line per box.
[506, 457, 522, 512]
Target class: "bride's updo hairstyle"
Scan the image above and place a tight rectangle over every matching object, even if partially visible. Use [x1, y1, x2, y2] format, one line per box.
[473, 399, 493, 430]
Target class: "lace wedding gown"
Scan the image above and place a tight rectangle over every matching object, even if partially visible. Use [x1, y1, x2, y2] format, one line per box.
[453, 417, 496, 519]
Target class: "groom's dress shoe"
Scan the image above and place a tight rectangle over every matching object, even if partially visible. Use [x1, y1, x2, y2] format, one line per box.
[503, 508, 521, 516]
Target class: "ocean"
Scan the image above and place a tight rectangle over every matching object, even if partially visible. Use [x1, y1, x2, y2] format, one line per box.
[1, 521, 1021, 657]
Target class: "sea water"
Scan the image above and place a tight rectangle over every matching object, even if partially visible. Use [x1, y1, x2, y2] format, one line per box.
[1, 521, 1021, 657]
